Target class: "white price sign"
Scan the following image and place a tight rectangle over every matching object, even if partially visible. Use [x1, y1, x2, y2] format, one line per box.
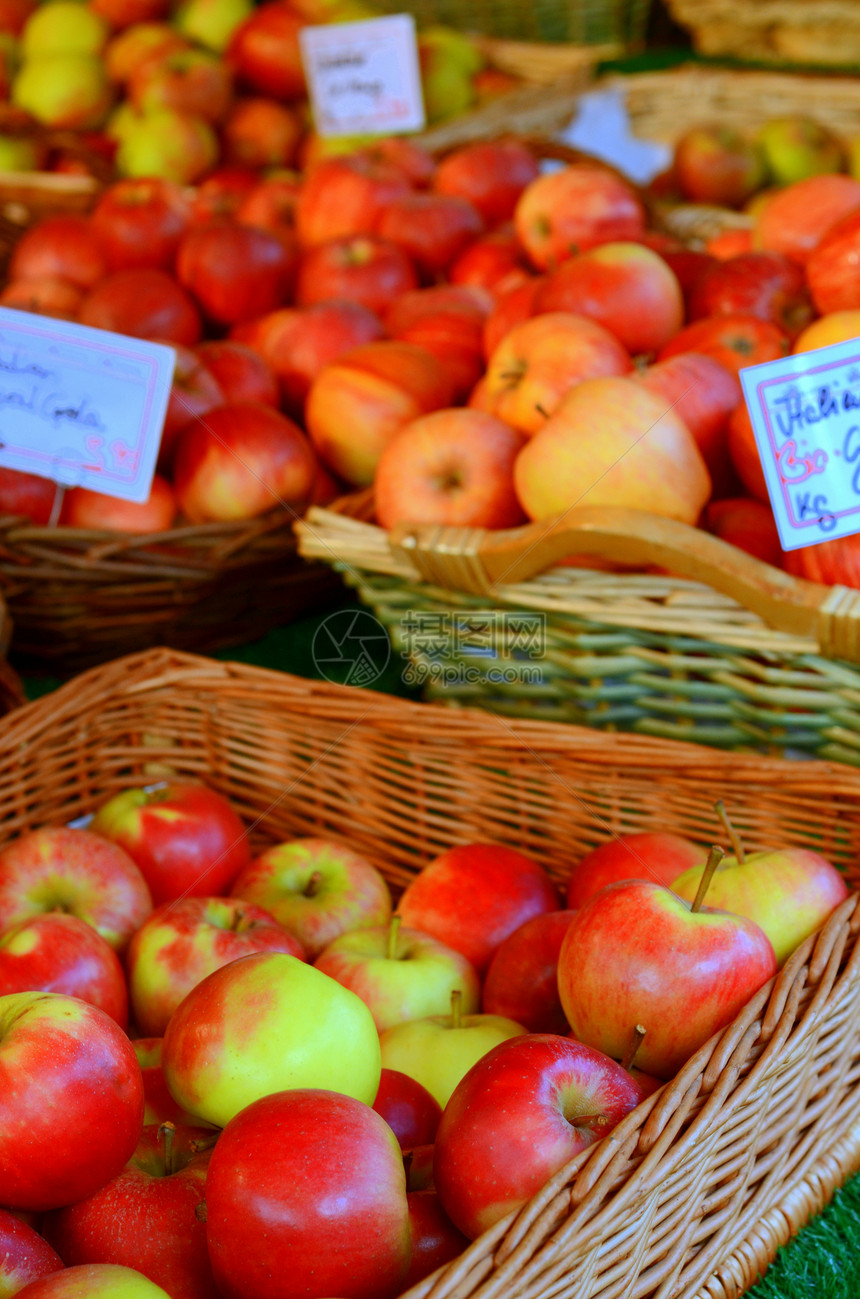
[740, 338, 860, 551]
[299, 15, 425, 138]
[0, 308, 175, 503]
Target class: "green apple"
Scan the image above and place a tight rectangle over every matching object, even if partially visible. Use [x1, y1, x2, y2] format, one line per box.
[314, 917, 481, 1032]
[379, 992, 527, 1107]
[0, 133, 45, 171]
[171, 0, 253, 51]
[16, 1263, 171, 1296]
[417, 26, 480, 125]
[12, 55, 113, 129]
[114, 107, 218, 184]
[756, 116, 845, 186]
[162, 950, 381, 1128]
[21, 1, 110, 59]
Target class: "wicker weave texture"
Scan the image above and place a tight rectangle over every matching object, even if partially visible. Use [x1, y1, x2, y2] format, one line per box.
[665, 0, 860, 66]
[5, 646, 860, 1299]
[366, 0, 650, 45]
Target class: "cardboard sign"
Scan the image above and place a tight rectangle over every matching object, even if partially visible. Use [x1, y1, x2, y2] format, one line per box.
[300, 15, 425, 138]
[0, 307, 174, 504]
[740, 339, 860, 552]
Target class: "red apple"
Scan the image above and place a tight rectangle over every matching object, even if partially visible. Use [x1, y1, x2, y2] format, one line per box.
[0, 276, 84, 319]
[0, 912, 128, 1027]
[229, 837, 392, 960]
[756, 173, 860, 265]
[44, 1123, 218, 1299]
[0, 827, 152, 953]
[0, 991, 144, 1211]
[89, 781, 250, 908]
[188, 166, 258, 225]
[13, 1263, 171, 1295]
[295, 153, 412, 248]
[295, 235, 418, 315]
[172, 401, 317, 523]
[686, 251, 812, 337]
[557, 876, 778, 1078]
[375, 192, 484, 279]
[9, 214, 107, 290]
[384, 286, 491, 403]
[807, 208, 860, 314]
[127, 895, 304, 1035]
[535, 242, 684, 356]
[481, 909, 577, 1034]
[221, 96, 302, 170]
[566, 831, 704, 909]
[374, 407, 527, 531]
[104, 23, 190, 86]
[157, 343, 225, 472]
[91, 0, 171, 27]
[206, 1089, 411, 1299]
[482, 274, 544, 359]
[90, 177, 194, 273]
[226, 0, 306, 101]
[727, 401, 770, 503]
[515, 163, 646, 270]
[673, 124, 766, 207]
[194, 339, 279, 407]
[234, 170, 301, 241]
[433, 139, 540, 225]
[0, 467, 59, 524]
[434, 1033, 644, 1239]
[448, 224, 531, 294]
[78, 268, 202, 346]
[60, 476, 177, 534]
[372, 1068, 442, 1151]
[176, 219, 297, 327]
[0, 1208, 63, 1297]
[134, 1038, 206, 1127]
[705, 497, 784, 567]
[128, 47, 234, 124]
[403, 1191, 468, 1290]
[656, 314, 790, 376]
[397, 842, 560, 977]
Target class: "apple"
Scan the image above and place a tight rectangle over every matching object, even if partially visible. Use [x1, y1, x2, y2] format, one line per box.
[127, 895, 304, 1036]
[374, 408, 527, 532]
[705, 497, 784, 568]
[9, 214, 107, 291]
[12, 54, 112, 129]
[229, 836, 392, 959]
[793, 309, 860, 353]
[221, 95, 301, 170]
[305, 340, 456, 487]
[0, 276, 83, 319]
[295, 153, 412, 248]
[176, 219, 297, 328]
[115, 108, 218, 186]
[807, 209, 860, 314]
[669, 810, 849, 967]
[514, 374, 712, 525]
[449, 224, 531, 294]
[755, 173, 860, 265]
[482, 275, 545, 359]
[404, 1190, 470, 1289]
[44, 1123, 218, 1299]
[685, 251, 811, 338]
[0, 912, 128, 1027]
[234, 170, 301, 241]
[188, 166, 258, 225]
[397, 842, 560, 976]
[535, 242, 684, 356]
[314, 917, 481, 1032]
[104, 24, 190, 86]
[756, 115, 845, 185]
[372, 1068, 442, 1151]
[162, 951, 382, 1126]
[556, 865, 778, 1079]
[384, 286, 491, 403]
[0, 134, 46, 172]
[0, 827, 152, 953]
[432, 139, 540, 225]
[206, 1089, 411, 1299]
[21, 1, 108, 57]
[417, 25, 479, 125]
[225, 0, 306, 101]
[0, 992, 144, 1212]
[378, 995, 527, 1109]
[514, 163, 646, 271]
[481, 909, 577, 1034]
[128, 47, 234, 125]
[15, 1264, 171, 1296]
[375, 193, 484, 280]
[194, 339, 279, 407]
[727, 401, 769, 503]
[295, 235, 418, 316]
[172, 0, 253, 51]
[79, 268, 202, 346]
[133, 1039, 209, 1128]
[90, 782, 250, 908]
[0, 1209, 63, 1297]
[0, 0, 35, 36]
[0, 467, 59, 524]
[566, 831, 704, 909]
[172, 401, 317, 523]
[784, 532, 860, 588]
[434, 1033, 644, 1239]
[156, 343, 225, 472]
[90, 177, 194, 275]
[60, 477, 177, 535]
[673, 125, 766, 207]
[90, 0, 171, 27]
[656, 313, 790, 376]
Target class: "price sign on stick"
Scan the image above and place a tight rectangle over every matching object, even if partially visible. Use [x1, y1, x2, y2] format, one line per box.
[300, 15, 425, 138]
[0, 307, 174, 503]
[740, 339, 860, 551]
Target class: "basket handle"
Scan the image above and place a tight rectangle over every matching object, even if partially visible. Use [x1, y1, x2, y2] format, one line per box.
[389, 505, 860, 663]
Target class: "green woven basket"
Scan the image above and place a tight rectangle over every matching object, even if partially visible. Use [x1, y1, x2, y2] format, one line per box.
[297, 496, 860, 767]
[369, 0, 651, 45]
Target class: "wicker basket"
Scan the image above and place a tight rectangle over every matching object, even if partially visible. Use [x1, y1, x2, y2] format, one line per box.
[664, 0, 860, 68]
[367, 0, 651, 47]
[0, 511, 340, 678]
[7, 645, 860, 1298]
[297, 494, 860, 765]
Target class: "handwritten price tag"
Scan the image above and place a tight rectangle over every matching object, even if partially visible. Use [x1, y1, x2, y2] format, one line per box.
[299, 15, 425, 138]
[0, 308, 175, 504]
[740, 339, 860, 552]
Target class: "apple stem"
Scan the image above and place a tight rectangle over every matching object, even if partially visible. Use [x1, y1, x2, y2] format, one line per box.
[450, 987, 462, 1030]
[159, 1121, 176, 1177]
[230, 909, 245, 933]
[621, 1024, 647, 1074]
[574, 1112, 609, 1131]
[690, 845, 726, 914]
[388, 914, 402, 961]
[189, 1132, 220, 1154]
[303, 870, 324, 899]
[534, 403, 550, 419]
[715, 799, 746, 863]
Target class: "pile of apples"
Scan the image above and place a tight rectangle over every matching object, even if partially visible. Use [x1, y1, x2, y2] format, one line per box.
[0, 778, 851, 1298]
[4, 117, 860, 587]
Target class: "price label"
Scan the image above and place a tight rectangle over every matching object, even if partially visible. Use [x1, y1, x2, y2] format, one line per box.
[0, 308, 175, 503]
[299, 15, 425, 138]
[740, 339, 860, 551]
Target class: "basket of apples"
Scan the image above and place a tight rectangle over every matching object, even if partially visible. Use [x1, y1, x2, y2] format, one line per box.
[294, 103, 860, 766]
[2, 644, 860, 1299]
